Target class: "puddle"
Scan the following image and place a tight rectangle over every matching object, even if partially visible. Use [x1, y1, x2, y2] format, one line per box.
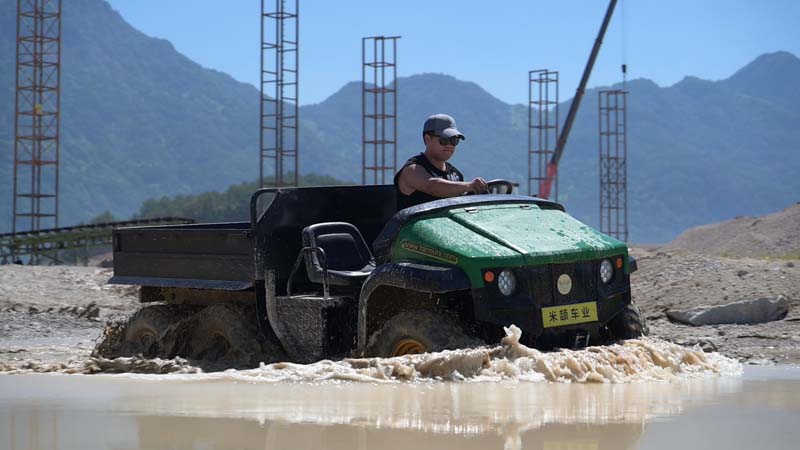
[0, 366, 798, 449]
[2, 326, 795, 449]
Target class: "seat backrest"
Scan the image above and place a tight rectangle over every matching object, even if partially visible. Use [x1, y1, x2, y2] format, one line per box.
[302, 222, 373, 274]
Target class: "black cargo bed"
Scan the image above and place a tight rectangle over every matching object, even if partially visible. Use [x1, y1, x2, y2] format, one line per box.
[109, 221, 254, 290]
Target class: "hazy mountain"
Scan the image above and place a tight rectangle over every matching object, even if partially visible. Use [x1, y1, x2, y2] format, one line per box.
[1, 0, 798, 242]
[0, 0, 260, 231]
[302, 55, 800, 242]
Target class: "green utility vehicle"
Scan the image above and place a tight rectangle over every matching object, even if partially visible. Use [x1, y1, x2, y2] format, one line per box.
[104, 183, 644, 364]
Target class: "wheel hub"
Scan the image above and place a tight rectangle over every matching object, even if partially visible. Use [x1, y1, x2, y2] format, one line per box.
[392, 339, 426, 356]
[138, 331, 157, 348]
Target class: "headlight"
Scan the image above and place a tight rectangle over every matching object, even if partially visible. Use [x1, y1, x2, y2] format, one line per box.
[498, 269, 517, 296]
[600, 259, 614, 284]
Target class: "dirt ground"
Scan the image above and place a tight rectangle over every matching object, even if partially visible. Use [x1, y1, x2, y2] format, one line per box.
[0, 266, 139, 367]
[630, 247, 799, 363]
[1, 252, 797, 369]
[0, 205, 798, 369]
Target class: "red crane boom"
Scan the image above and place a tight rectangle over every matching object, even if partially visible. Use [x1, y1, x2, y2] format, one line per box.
[539, 0, 618, 199]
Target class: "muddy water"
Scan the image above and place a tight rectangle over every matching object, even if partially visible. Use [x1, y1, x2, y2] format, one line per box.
[0, 366, 797, 450]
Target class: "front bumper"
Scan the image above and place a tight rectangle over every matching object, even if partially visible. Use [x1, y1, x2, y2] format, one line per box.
[471, 260, 632, 340]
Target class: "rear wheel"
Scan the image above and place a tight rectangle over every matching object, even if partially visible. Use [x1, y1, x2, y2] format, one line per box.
[365, 310, 482, 357]
[607, 302, 648, 340]
[188, 303, 262, 365]
[120, 305, 176, 358]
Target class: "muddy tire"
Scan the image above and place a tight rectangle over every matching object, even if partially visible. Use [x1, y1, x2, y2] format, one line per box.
[188, 303, 262, 365]
[607, 302, 648, 340]
[120, 305, 178, 358]
[365, 310, 483, 357]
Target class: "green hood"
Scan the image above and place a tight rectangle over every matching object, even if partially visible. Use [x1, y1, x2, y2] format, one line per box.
[392, 203, 628, 286]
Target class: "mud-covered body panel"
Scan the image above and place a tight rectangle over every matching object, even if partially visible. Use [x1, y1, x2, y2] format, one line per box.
[389, 202, 630, 285]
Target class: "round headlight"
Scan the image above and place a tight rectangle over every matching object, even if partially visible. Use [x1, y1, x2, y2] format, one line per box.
[498, 269, 517, 296]
[600, 259, 614, 284]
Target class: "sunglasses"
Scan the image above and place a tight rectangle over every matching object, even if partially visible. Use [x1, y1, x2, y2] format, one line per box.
[434, 135, 461, 146]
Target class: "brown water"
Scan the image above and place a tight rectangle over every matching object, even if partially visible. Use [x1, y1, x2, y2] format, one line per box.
[1, 366, 798, 450]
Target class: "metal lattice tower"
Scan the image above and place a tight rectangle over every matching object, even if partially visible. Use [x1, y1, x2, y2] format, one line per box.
[528, 70, 558, 199]
[362, 36, 399, 185]
[598, 89, 628, 241]
[13, 0, 62, 234]
[260, 0, 299, 188]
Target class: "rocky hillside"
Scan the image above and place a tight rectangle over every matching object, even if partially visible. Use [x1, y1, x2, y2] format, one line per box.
[664, 203, 800, 258]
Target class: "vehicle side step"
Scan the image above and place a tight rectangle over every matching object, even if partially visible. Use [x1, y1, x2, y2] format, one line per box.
[273, 294, 358, 363]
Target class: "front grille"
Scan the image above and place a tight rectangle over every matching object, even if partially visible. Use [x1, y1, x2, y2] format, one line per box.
[518, 261, 599, 307]
[518, 265, 551, 305]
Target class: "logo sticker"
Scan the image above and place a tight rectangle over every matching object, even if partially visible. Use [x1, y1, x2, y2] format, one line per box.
[557, 274, 572, 295]
[400, 241, 459, 264]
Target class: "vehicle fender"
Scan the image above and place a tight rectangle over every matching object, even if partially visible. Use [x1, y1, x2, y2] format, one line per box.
[628, 255, 638, 273]
[356, 262, 471, 355]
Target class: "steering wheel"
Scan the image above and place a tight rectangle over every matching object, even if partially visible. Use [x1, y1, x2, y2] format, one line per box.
[486, 179, 515, 195]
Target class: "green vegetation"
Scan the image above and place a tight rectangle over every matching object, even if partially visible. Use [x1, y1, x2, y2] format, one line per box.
[88, 211, 121, 224]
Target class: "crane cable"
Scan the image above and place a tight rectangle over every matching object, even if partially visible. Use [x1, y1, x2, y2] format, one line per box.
[621, 0, 628, 88]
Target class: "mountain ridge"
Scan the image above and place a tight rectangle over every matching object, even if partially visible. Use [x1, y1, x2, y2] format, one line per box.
[1, 0, 798, 243]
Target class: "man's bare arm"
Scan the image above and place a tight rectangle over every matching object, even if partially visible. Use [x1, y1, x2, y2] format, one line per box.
[398, 164, 487, 197]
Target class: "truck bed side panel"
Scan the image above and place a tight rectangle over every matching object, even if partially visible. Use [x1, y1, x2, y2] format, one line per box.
[110, 223, 254, 290]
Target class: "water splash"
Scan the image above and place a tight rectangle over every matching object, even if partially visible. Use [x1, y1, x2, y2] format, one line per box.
[213, 325, 741, 384]
[0, 325, 742, 381]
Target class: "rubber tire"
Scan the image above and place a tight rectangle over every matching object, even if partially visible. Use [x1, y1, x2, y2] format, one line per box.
[188, 303, 261, 364]
[365, 310, 482, 357]
[122, 305, 175, 358]
[607, 302, 648, 340]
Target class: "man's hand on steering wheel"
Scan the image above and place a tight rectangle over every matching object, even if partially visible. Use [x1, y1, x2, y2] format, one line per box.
[469, 177, 489, 194]
[486, 179, 515, 194]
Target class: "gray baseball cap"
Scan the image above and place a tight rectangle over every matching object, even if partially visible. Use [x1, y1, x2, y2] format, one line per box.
[423, 113, 465, 140]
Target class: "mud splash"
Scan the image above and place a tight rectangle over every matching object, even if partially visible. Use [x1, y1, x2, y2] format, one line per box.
[0, 356, 201, 375]
[0, 325, 742, 381]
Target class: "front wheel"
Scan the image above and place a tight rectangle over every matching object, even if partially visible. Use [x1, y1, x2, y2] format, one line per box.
[365, 310, 482, 357]
[607, 303, 648, 340]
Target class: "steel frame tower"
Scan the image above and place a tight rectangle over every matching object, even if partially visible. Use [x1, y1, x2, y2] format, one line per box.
[528, 70, 558, 199]
[362, 36, 399, 185]
[598, 89, 628, 241]
[13, 0, 62, 234]
[260, 0, 299, 188]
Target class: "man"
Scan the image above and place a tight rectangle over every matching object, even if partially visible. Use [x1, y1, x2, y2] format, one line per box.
[394, 113, 488, 210]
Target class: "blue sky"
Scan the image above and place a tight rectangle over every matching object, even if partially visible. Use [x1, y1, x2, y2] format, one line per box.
[106, 0, 799, 106]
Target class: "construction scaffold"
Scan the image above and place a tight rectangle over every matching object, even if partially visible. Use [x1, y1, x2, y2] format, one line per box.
[598, 89, 629, 241]
[528, 70, 559, 199]
[362, 36, 400, 185]
[260, 0, 299, 188]
[13, 0, 62, 233]
[1, 218, 193, 265]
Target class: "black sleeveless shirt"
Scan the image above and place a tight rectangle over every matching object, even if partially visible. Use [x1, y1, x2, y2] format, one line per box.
[393, 152, 465, 211]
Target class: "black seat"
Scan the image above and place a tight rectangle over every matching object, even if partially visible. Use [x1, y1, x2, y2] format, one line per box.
[302, 222, 375, 287]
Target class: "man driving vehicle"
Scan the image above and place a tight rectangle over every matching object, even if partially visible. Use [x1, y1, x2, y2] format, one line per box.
[394, 113, 488, 210]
